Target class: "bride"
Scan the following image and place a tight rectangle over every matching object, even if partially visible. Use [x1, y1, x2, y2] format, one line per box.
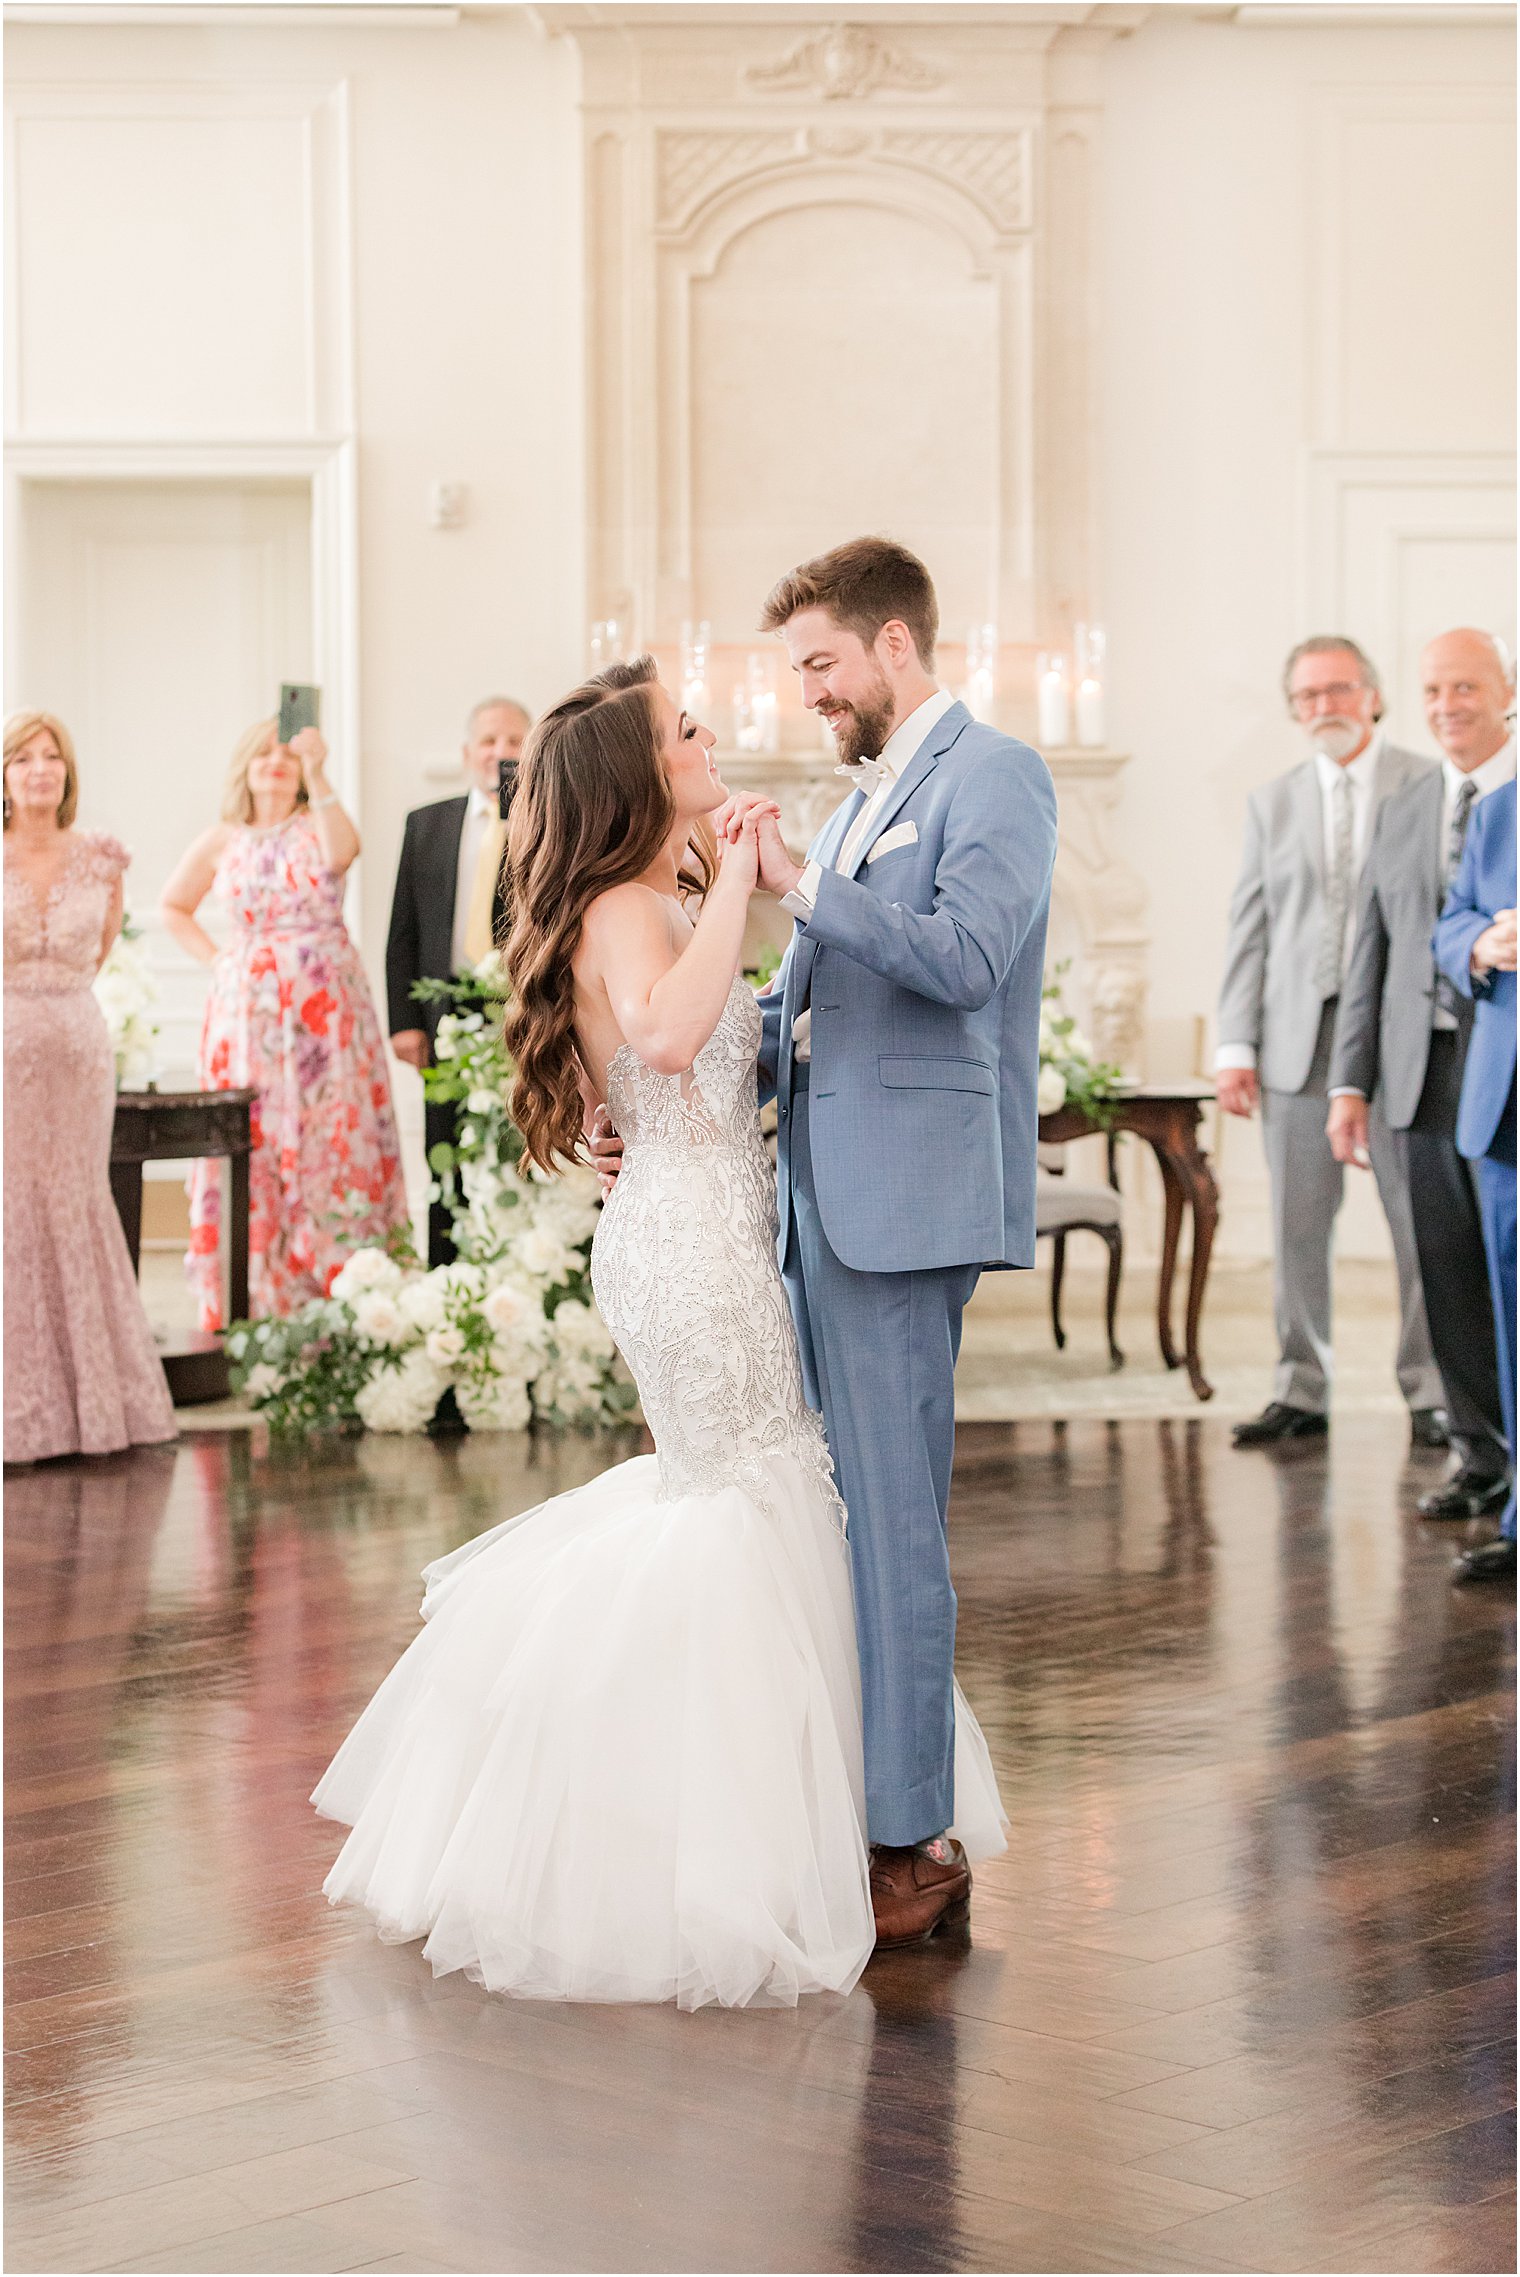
[312, 657, 1006, 2010]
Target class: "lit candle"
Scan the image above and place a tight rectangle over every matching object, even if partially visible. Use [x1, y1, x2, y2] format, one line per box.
[1076, 676, 1105, 748]
[1037, 653, 1071, 749]
[1075, 623, 1106, 748]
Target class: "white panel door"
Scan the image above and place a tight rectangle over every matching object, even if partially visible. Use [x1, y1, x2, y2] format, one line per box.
[12, 477, 313, 1079]
[1305, 451, 1517, 751]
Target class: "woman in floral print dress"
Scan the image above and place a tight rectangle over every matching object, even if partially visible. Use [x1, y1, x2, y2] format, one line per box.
[161, 720, 409, 1329]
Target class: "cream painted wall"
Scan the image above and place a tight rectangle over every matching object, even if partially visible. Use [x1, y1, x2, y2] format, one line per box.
[7, 8, 584, 1190]
[1099, 6, 1515, 1256]
[6, 4, 1514, 1261]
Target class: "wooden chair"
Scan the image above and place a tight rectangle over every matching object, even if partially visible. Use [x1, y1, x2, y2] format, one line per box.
[1036, 1140, 1124, 1369]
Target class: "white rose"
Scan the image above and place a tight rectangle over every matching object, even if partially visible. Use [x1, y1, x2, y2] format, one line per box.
[534, 1191, 599, 1249]
[243, 1362, 282, 1401]
[466, 1088, 499, 1115]
[482, 1280, 535, 1338]
[351, 1290, 409, 1348]
[472, 949, 508, 990]
[517, 1225, 577, 1284]
[330, 1248, 402, 1303]
[425, 1326, 466, 1367]
[399, 1274, 450, 1332]
[1068, 1026, 1092, 1062]
[1037, 1064, 1067, 1116]
[356, 1349, 447, 1433]
[551, 1299, 614, 1360]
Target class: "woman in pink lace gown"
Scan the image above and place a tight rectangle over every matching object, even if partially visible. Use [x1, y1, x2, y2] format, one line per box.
[3, 712, 177, 1465]
[161, 719, 408, 1329]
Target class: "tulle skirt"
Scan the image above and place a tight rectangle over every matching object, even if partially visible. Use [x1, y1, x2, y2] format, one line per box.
[313, 1450, 1007, 2010]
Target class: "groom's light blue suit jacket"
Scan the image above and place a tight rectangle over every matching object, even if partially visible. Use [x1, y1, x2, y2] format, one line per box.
[757, 700, 1058, 1274]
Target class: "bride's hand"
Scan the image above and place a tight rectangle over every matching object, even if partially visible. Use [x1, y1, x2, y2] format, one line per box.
[712, 791, 781, 846]
[718, 808, 764, 891]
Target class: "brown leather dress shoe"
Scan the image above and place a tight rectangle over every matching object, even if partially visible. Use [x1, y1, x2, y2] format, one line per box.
[869, 1835, 971, 1950]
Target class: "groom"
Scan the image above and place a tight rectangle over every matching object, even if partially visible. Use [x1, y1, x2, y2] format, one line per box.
[742, 538, 1055, 1943]
[594, 538, 1056, 1946]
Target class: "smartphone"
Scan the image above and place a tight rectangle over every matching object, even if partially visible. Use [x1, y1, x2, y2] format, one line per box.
[277, 683, 321, 743]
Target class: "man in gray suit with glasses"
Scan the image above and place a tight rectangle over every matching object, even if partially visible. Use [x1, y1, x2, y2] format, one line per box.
[1327, 628, 1515, 1518]
[1216, 636, 1445, 1447]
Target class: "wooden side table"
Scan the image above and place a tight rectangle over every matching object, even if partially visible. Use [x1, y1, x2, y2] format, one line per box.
[1039, 1081, 1220, 1400]
[110, 1089, 255, 1405]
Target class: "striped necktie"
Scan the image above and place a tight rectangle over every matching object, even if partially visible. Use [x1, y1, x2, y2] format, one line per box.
[1446, 777, 1479, 888]
[1434, 778, 1480, 1023]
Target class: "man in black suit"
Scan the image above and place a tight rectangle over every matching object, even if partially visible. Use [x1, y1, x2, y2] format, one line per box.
[387, 695, 530, 1265]
[1327, 630, 1515, 1521]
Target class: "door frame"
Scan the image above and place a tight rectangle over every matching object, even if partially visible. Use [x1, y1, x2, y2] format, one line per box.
[4, 437, 361, 822]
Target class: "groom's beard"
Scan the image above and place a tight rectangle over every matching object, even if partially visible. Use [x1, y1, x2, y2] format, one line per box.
[819, 671, 896, 768]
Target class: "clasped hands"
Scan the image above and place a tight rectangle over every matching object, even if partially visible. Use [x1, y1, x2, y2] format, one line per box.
[1472, 907, 1518, 977]
[586, 799, 804, 1190]
[713, 793, 804, 900]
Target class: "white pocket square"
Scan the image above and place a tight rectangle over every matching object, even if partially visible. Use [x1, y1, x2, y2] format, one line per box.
[867, 820, 919, 864]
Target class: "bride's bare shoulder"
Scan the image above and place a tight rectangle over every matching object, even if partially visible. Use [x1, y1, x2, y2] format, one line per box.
[581, 881, 683, 950]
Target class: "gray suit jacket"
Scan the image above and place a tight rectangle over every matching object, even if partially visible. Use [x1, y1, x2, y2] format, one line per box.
[1217, 741, 1436, 1095]
[1328, 768, 1453, 1129]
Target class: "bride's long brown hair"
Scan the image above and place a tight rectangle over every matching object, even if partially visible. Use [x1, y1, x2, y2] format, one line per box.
[504, 657, 715, 1173]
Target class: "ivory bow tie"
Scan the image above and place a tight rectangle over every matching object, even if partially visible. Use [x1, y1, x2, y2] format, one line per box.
[835, 757, 889, 789]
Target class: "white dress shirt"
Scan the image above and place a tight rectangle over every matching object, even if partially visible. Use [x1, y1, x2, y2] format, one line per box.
[781, 687, 957, 1062]
[1215, 732, 1384, 1075]
[450, 785, 500, 974]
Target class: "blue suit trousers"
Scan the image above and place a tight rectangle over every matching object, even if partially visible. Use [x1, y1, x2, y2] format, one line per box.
[783, 1072, 980, 1846]
[1478, 1081, 1517, 1544]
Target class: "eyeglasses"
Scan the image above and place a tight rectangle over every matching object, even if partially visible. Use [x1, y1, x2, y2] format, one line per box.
[1288, 682, 1367, 717]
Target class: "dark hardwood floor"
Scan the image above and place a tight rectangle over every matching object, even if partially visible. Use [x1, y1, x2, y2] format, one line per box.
[5, 1417, 1514, 2275]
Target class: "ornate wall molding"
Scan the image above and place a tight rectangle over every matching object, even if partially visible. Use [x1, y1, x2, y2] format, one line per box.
[653, 124, 1036, 241]
[877, 130, 1032, 235]
[741, 23, 944, 104]
[654, 129, 800, 230]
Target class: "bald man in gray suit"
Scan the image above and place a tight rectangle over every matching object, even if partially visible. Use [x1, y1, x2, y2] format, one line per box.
[1217, 636, 1444, 1447]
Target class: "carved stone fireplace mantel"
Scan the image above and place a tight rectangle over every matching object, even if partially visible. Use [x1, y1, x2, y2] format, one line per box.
[539, 5, 1153, 1070]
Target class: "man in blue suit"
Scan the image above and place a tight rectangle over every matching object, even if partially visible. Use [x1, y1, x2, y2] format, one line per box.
[744, 538, 1058, 1943]
[1434, 773, 1517, 1583]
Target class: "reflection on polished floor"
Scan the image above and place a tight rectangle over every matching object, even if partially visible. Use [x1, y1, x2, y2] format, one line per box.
[5, 1419, 1515, 2276]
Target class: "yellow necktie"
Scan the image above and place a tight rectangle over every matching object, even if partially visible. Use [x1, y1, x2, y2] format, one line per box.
[461, 815, 507, 966]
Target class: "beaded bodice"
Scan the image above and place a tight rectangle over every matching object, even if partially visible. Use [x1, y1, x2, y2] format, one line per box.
[591, 978, 844, 1528]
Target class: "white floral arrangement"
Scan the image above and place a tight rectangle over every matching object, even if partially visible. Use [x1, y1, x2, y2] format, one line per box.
[93, 911, 160, 1090]
[1038, 962, 1123, 1126]
[226, 953, 637, 1436]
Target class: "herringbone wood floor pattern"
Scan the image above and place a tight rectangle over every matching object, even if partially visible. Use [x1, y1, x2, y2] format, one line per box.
[5, 1417, 1514, 2274]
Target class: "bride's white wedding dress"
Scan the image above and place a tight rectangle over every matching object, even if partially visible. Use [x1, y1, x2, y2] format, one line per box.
[313, 977, 1008, 2009]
